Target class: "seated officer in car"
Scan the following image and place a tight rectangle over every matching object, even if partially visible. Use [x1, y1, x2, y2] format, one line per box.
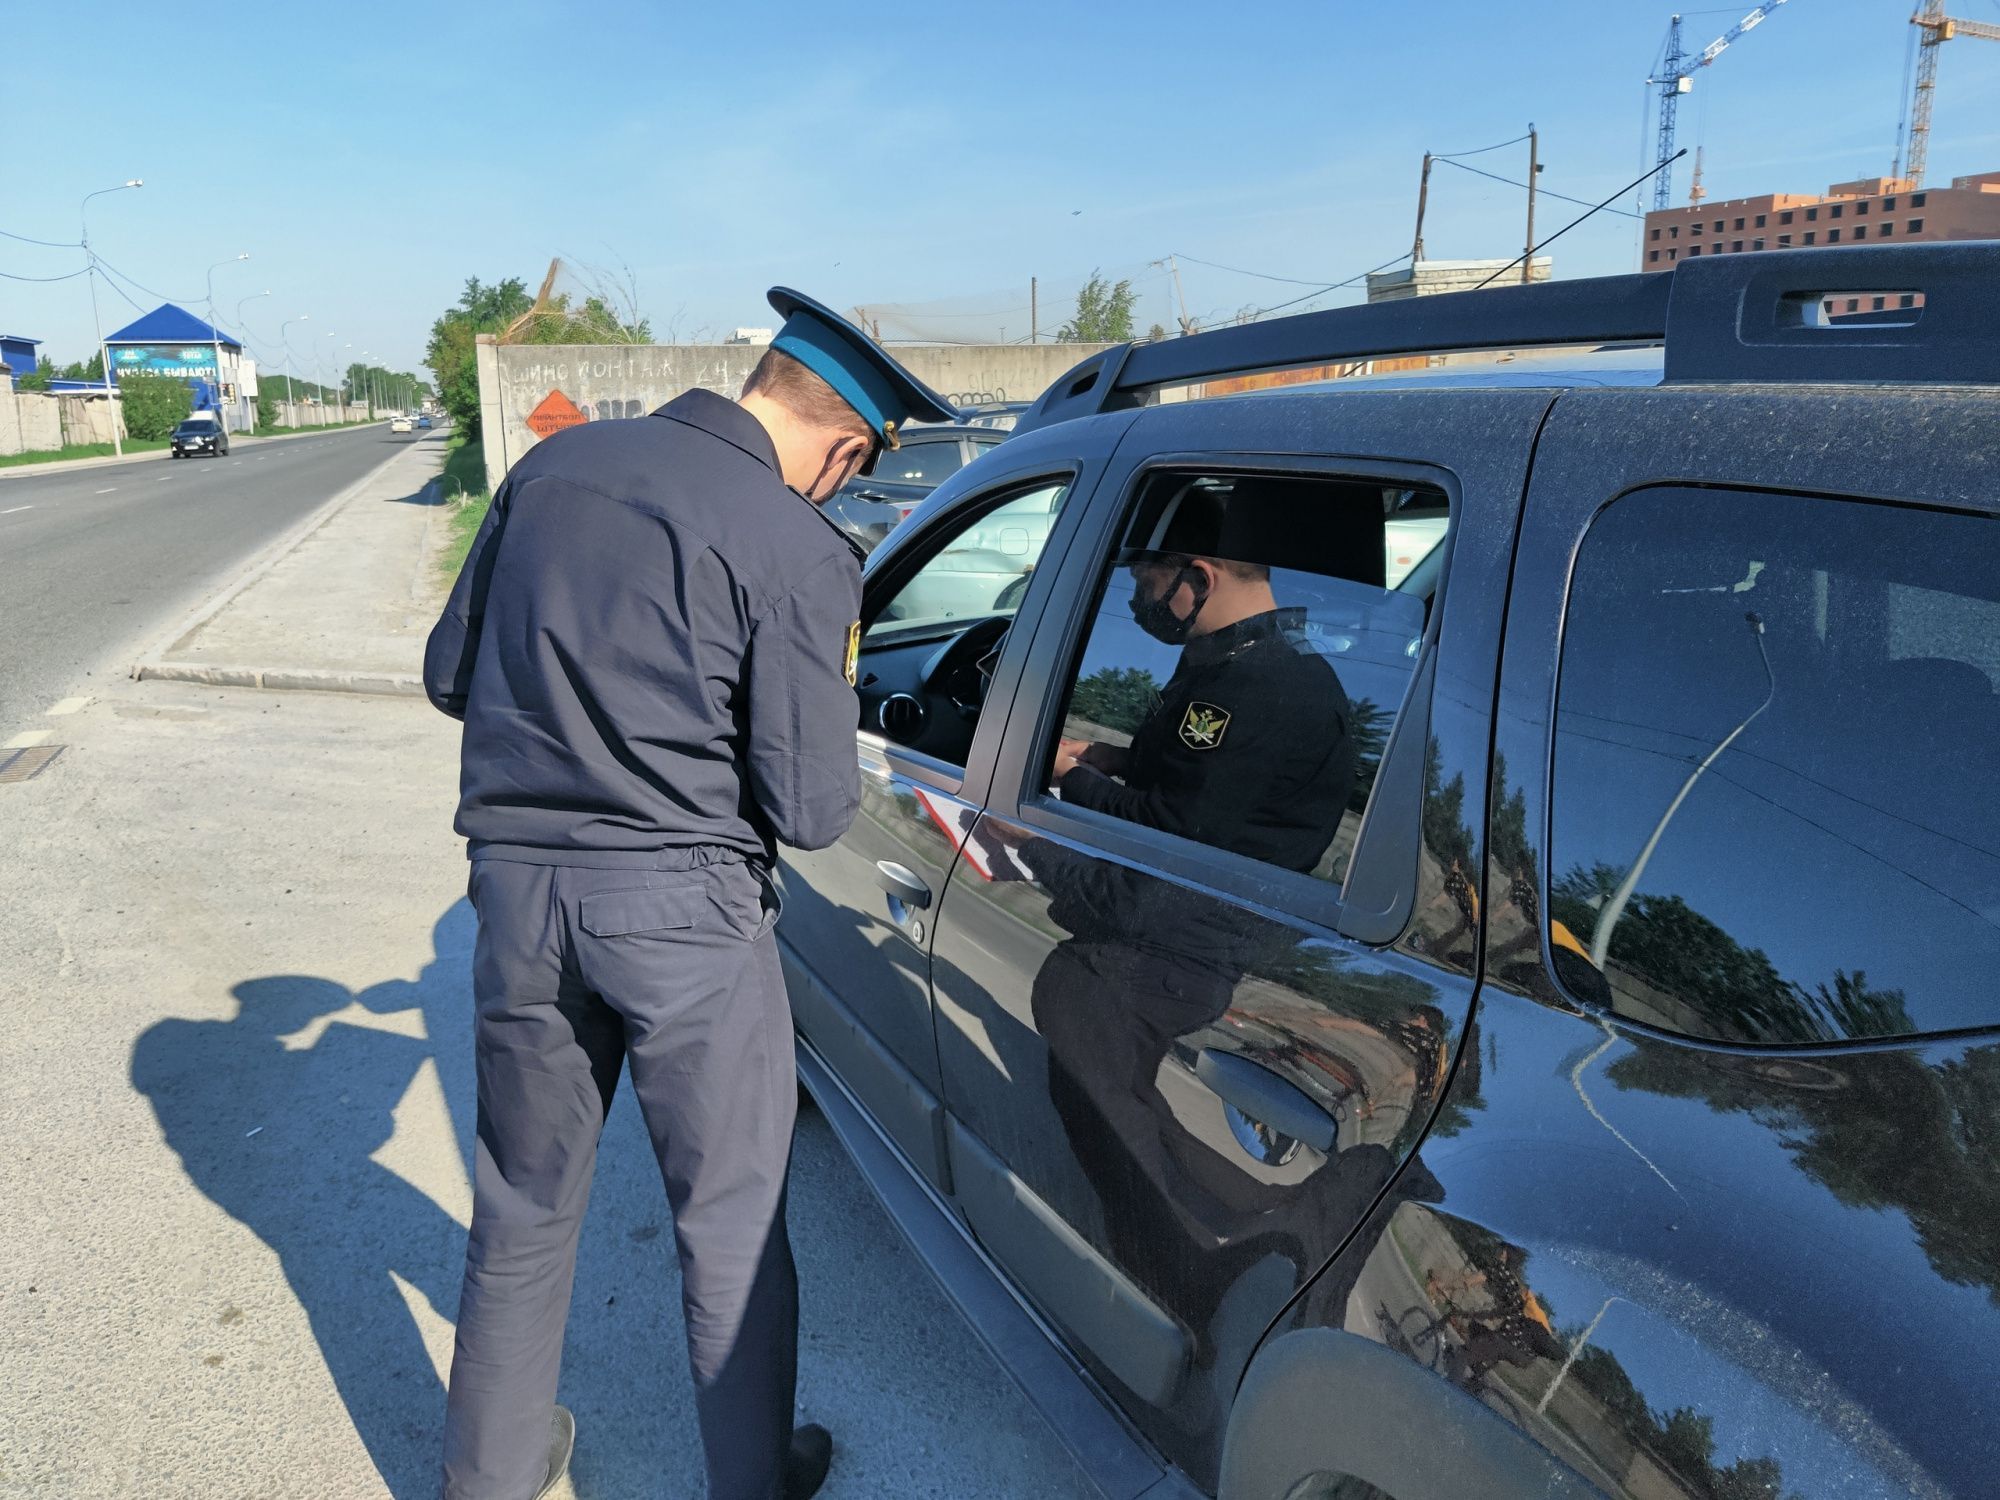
[1051, 481, 1356, 862]
[1024, 482, 1361, 1322]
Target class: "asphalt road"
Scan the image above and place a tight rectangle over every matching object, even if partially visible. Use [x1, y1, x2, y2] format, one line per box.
[0, 428, 432, 724]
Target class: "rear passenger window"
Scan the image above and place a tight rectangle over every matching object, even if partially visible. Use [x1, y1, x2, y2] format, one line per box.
[1550, 486, 2000, 1043]
[1045, 471, 1448, 887]
[871, 437, 967, 487]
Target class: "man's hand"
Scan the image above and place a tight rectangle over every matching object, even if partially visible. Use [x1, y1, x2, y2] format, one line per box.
[1053, 738, 1092, 782]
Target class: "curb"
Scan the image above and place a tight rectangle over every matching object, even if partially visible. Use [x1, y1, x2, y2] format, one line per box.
[131, 662, 426, 697]
[128, 439, 445, 682]
[0, 421, 395, 482]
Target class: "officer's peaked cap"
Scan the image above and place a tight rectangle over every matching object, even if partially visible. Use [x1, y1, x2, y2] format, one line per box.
[766, 288, 960, 461]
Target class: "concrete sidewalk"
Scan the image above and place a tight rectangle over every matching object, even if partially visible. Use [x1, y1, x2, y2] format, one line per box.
[133, 436, 451, 695]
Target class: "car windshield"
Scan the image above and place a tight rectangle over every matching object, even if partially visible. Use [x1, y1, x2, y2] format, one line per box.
[179, 420, 217, 432]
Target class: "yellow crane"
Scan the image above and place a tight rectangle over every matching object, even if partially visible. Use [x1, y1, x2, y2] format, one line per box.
[1901, 1, 2000, 187]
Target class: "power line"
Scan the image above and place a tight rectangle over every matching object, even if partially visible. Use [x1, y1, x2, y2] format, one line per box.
[92, 254, 203, 307]
[0, 265, 91, 283]
[1434, 157, 1642, 221]
[1241, 250, 1415, 321]
[1168, 252, 1347, 288]
[91, 262, 150, 315]
[1433, 130, 1534, 160]
[1477, 150, 1686, 288]
[0, 226, 83, 249]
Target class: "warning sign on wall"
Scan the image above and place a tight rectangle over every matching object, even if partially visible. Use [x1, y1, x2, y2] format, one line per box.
[525, 389, 587, 438]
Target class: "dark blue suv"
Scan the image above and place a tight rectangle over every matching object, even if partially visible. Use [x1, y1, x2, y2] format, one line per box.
[777, 244, 2000, 1499]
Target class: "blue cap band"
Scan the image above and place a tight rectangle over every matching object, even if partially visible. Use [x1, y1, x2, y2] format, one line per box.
[772, 312, 904, 441]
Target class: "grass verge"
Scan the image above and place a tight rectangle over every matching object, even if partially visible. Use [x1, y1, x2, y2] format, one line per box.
[437, 433, 492, 578]
[0, 438, 170, 468]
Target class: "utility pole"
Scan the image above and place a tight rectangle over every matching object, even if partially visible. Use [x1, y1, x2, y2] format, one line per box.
[80, 180, 143, 457]
[1522, 126, 1539, 286]
[1167, 253, 1194, 336]
[1030, 277, 1038, 343]
[1412, 151, 1433, 265]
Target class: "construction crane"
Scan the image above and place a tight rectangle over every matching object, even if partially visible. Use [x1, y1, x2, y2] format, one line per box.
[1647, 2, 1793, 210]
[1901, 1, 2000, 188]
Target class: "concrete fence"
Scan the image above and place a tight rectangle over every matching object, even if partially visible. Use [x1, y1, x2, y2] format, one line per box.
[0, 387, 122, 456]
[0, 383, 390, 457]
[269, 402, 374, 429]
[474, 337, 1115, 494]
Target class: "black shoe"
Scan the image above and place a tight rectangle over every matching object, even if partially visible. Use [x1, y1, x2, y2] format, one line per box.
[533, 1405, 576, 1500]
[782, 1423, 834, 1500]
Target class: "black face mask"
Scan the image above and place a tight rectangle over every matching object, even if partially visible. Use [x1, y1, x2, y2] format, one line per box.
[1129, 565, 1208, 644]
[794, 437, 869, 505]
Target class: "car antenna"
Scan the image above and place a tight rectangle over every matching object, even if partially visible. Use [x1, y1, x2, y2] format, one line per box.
[1476, 148, 1688, 289]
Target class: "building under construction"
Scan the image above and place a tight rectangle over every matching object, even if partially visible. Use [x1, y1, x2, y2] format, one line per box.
[1642, 170, 2000, 271]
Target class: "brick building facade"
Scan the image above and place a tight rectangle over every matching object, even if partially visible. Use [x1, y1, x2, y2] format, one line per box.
[1642, 170, 2000, 271]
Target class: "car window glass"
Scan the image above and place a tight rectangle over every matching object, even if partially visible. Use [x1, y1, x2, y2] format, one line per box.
[1046, 471, 1448, 886]
[867, 480, 1070, 642]
[1550, 486, 2000, 1043]
[872, 436, 968, 487]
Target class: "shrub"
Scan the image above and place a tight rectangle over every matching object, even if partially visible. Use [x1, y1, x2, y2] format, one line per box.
[122, 375, 194, 441]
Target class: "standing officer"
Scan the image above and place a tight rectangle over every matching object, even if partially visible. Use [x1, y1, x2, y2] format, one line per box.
[424, 288, 958, 1500]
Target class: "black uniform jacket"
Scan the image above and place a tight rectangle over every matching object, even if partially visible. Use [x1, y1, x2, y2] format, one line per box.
[1058, 607, 1355, 874]
[424, 390, 864, 866]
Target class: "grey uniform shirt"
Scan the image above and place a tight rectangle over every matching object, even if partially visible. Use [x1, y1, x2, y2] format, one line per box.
[424, 389, 863, 866]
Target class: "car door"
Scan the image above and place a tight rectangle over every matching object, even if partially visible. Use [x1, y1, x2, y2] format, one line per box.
[776, 412, 1138, 1192]
[923, 385, 1556, 1487]
[1291, 378, 2000, 1500]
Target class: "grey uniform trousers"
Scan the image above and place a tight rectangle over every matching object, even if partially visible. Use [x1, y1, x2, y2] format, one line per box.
[442, 852, 799, 1500]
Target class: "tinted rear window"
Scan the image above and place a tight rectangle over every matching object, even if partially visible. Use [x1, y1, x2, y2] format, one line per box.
[872, 438, 966, 487]
[1550, 486, 2000, 1044]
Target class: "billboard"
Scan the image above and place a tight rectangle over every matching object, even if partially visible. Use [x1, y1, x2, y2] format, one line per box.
[109, 343, 223, 381]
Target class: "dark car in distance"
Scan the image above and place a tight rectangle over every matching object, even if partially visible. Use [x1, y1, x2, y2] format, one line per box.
[821, 421, 1009, 552]
[169, 414, 229, 458]
[776, 242, 2000, 1499]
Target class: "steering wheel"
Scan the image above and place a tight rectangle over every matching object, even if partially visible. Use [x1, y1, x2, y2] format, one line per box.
[919, 615, 1013, 719]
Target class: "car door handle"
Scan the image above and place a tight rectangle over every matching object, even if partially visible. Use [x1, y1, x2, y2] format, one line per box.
[873, 860, 932, 910]
[1195, 1049, 1338, 1153]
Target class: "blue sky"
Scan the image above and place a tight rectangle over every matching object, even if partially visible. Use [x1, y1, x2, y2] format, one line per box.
[5, 0, 1997, 381]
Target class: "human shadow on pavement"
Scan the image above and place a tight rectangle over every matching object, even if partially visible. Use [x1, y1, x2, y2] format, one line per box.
[129, 901, 479, 1498]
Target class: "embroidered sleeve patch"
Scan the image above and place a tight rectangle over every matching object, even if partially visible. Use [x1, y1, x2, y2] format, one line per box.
[1179, 701, 1231, 750]
[844, 621, 862, 687]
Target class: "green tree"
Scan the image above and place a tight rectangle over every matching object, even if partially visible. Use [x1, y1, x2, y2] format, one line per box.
[1059, 270, 1138, 343]
[1068, 665, 1159, 736]
[255, 388, 278, 430]
[17, 356, 55, 392]
[120, 374, 193, 441]
[425, 276, 534, 439]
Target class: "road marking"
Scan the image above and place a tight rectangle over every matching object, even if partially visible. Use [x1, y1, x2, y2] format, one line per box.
[46, 697, 90, 716]
[0, 505, 30, 516]
[4, 730, 53, 749]
[94, 487, 117, 494]
[155, 476, 172, 482]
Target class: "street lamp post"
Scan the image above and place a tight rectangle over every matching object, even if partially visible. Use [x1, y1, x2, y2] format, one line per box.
[205, 253, 250, 432]
[279, 315, 308, 427]
[80, 179, 143, 457]
[322, 332, 341, 426]
[338, 343, 354, 421]
[236, 291, 271, 428]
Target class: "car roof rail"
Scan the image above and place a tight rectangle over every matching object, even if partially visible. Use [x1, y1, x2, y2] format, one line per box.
[1664, 241, 1999, 386]
[1015, 242, 2000, 433]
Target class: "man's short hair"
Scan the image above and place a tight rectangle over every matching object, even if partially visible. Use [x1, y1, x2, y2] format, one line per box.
[741, 348, 873, 441]
[1135, 552, 1271, 585]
